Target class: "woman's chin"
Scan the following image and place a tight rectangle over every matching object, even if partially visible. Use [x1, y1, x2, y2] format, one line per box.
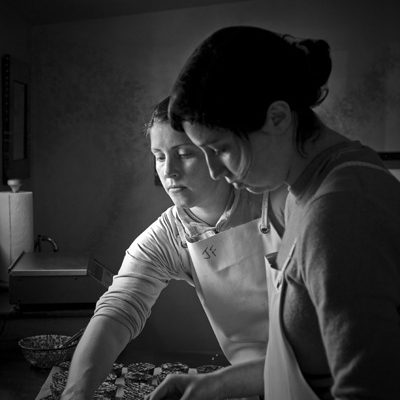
[170, 194, 192, 208]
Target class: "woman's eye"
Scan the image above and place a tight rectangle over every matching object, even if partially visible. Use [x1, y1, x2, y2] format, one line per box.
[178, 152, 192, 158]
[154, 155, 165, 162]
[211, 147, 225, 156]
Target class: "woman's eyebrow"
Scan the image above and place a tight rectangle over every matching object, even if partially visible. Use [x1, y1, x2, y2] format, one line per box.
[151, 144, 193, 152]
[197, 139, 220, 148]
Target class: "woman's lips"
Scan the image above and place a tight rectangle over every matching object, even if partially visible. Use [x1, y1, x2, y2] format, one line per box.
[168, 185, 186, 193]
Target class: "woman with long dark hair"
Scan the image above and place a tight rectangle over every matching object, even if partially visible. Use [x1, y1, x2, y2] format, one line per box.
[149, 26, 400, 400]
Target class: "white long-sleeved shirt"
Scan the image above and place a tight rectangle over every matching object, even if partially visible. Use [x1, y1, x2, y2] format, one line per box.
[92, 188, 285, 343]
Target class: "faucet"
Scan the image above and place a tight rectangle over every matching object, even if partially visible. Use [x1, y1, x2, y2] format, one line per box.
[34, 234, 59, 252]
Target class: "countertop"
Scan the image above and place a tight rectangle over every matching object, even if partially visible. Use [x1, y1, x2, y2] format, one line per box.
[0, 335, 226, 400]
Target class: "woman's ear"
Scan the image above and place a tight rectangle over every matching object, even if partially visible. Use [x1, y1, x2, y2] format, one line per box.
[263, 101, 293, 134]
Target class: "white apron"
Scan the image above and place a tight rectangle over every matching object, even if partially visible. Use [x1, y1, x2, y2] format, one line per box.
[264, 160, 391, 400]
[177, 193, 281, 365]
[264, 245, 320, 400]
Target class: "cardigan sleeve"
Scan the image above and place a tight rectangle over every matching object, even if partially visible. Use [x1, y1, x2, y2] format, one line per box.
[300, 191, 400, 399]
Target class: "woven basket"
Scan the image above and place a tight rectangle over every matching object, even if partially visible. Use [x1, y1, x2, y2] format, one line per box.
[18, 334, 77, 369]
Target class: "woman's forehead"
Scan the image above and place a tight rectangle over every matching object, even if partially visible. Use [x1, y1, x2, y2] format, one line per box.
[182, 122, 231, 146]
[184, 124, 251, 155]
[150, 122, 196, 147]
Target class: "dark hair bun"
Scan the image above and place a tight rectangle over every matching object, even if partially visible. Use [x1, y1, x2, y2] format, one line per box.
[170, 26, 333, 136]
[285, 36, 331, 107]
[303, 39, 331, 106]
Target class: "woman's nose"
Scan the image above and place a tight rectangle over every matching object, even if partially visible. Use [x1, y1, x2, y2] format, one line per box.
[205, 154, 225, 180]
[164, 156, 179, 178]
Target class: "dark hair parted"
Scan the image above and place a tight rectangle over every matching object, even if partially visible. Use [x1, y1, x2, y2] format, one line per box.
[145, 96, 170, 137]
[169, 26, 332, 153]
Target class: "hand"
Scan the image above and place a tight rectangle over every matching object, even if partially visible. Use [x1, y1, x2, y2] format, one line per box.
[146, 373, 222, 400]
[60, 390, 88, 400]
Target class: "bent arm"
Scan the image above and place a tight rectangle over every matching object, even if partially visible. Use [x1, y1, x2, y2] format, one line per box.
[303, 194, 400, 399]
[148, 358, 265, 400]
[61, 212, 188, 399]
[217, 358, 265, 399]
[60, 316, 130, 400]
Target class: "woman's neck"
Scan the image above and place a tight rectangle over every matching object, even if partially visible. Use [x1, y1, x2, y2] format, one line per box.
[189, 185, 234, 226]
[287, 125, 348, 186]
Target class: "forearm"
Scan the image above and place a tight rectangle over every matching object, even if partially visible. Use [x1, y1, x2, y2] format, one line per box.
[60, 316, 130, 400]
[147, 358, 264, 400]
[216, 358, 264, 399]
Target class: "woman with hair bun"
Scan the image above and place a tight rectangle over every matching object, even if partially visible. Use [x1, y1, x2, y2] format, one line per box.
[148, 26, 400, 400]
[61, 96, 286, 400]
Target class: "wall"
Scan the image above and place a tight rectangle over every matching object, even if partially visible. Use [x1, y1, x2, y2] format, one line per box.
[0, 1, 31, 191]
[27, 0, 400, 354]
[30, 0, 400, 258]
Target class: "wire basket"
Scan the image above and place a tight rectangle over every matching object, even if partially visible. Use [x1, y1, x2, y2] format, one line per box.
[18, 334, 77, 369]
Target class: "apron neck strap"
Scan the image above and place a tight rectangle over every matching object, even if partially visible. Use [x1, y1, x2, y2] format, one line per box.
[260, 192, 271, 234]
[325, 161, 389, 181]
